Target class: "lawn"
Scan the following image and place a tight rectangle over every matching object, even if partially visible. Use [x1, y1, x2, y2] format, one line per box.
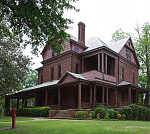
[0, 119, 150, 134]
[0, 117, 34, 122]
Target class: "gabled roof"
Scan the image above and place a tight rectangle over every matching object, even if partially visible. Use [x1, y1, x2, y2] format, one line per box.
[84, 37, 109, 52]
[58, 71, 87, 84]
[108, 38, 130, 53]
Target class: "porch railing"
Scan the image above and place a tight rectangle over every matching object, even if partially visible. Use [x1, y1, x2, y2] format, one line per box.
[81, 102, 91, 108]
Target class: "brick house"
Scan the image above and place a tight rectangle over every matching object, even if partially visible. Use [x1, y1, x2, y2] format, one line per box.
[5, 22, 150, 116]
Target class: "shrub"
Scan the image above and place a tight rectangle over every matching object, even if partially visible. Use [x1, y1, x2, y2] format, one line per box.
[129, 104, 139, 120]
[138, 106, 148, 121]
[97, 114, 100, 120]
[98, 104, 104, 108]
[117, 114, 122, 120]
[121, 114, 126, 120]
[9, 107, 50, 117]
[90, 111, 95, 119]
[75, 111, 88, 118]
[95, 107, 106, 119]
[120, 106, 132, 120]
[106, 109, 118, 119]
[104, 114, 110, 120]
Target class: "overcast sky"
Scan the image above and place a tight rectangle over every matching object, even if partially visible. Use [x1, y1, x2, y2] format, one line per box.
[29, 0, 150, 69]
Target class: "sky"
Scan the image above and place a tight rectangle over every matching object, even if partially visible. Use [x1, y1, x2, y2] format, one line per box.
[28, 0, 150, 69]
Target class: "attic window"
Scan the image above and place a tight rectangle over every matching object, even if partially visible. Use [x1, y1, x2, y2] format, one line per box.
[126, 50, 131, 61]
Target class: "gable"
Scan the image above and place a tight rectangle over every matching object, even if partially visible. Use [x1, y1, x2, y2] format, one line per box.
[119, 43, 139, 66]
[59, 74, 78, 84]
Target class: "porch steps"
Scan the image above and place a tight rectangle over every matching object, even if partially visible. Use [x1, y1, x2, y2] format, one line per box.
[50, 110, 69, 119]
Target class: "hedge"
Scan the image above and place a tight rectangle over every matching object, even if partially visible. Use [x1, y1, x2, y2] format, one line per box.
[95, 107, 106, 119]
[120, 106, 132, 120]
[75, 111, 88, 118]
[9, 107, 50, 117]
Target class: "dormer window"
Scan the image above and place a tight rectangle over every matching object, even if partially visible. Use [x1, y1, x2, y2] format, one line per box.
[126, 50, 131, 61]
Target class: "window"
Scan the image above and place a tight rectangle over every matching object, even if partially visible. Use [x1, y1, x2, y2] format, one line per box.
[133, 72, 135, 84]
[51, 67, 54, 81]
[41, 75, 43, 84]
[121, 67, 124, 80]
[75, 63, 79, 74]
[126, 50, 131, 61]
[121, 92, 125, 103]
[58, 65, 61, 79]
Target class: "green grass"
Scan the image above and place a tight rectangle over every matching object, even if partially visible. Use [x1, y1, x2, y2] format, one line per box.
[0, 119, 150, 134]
[0, 117, 34, 122]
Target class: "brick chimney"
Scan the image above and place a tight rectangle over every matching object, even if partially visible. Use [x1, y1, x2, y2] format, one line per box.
[78, 22, 85, 45]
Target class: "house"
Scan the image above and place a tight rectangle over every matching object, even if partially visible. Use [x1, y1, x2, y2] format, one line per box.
[5, 22, 150, 116]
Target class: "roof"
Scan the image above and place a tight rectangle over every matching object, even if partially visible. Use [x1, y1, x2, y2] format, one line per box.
[8, 80, 59, 95]
[84, 37, 109, 52]
[117, 81, 133, 86]
[67, 72, 87, 80]
[108, 38, 129, 53]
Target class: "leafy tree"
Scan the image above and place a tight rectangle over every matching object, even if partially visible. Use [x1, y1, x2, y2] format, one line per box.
[135, 23, 150, 104]
[0, 0, 78, 54]
[21, 68, 38, 88]
[0, 38, 31, 115]
[111, 28, 131, 42]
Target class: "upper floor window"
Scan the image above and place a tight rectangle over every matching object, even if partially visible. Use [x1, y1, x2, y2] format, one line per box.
[58, 65, 61, 79]
[76, 63, 79, 74]
[51, 67, 54, 81]
[133, 72, 135, 84]
[121, 67, 124, 80]
[126, 50, 131, 61]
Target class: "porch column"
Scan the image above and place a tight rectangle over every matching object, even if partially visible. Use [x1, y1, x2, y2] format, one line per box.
[128, 88, 131, 105]
[93, 85, 96, 109]
[106, 87, 108, 107]
[45, 90, 48, 106]
[78, 83, 81, 109]
[17, 98, 19, 109]
[35, 92, 37, 107]
[58, 87, 61, 110]
[115, 89, 118, 107]
[141, 92, 143, 105]
[98, 54, 100, 72]
[90, 85, 92, 108]
[102, 86, 104, 105]
[105, 54, 107, 74]
[102, 52, 104, 79]
[82, 58, 84, 73]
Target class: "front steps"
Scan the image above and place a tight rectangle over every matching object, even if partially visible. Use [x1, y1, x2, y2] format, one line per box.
[50, 110, 69, 119]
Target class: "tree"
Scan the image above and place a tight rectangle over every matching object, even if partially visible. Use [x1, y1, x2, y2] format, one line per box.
[0, 0, 78, 54]
[111, 28, 131, 42]
[22, 68, 38, 88]
[0, 38, 31, 115]
[135, 23, 150, 104]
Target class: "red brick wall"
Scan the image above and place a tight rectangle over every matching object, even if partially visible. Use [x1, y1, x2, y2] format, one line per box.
[42, 56, 72, 82]
[118, 59, 138, 86]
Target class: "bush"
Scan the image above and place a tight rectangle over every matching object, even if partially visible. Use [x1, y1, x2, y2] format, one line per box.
[9, 107, 50, 117]
[98, 104, 104, 108]
[138, 106, 148, 121]
[97, 114, 100, 120]
[95, 107, 106, 119]
[104, 114, 110, 120]
[121, 114, 126, 120]
[129, 104, 139, 120]
[106, 109, 118, 119]
[75, 111, 88, 118]
[90, 111, 95, 119]
[120, 106, 132, 120]
[117, 114, 122, 120]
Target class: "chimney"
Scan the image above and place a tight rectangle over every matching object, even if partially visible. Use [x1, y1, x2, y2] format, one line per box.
[78, 22, 85, 45]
